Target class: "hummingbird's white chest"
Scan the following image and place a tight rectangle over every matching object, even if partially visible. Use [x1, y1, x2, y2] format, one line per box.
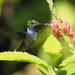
[23, 27, 37, 49]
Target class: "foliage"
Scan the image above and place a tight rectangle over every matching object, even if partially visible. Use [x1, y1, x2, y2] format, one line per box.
[0, 51, 47, 67]
[0, 0, 4, 17]
[0, 0, 75, 75]
[0, 34, 75, 75]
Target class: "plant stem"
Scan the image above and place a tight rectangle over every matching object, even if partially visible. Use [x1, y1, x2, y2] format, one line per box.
[52, 60, 55, 71]
[47, 0, 75, 54]
[54, 13, 75, 54]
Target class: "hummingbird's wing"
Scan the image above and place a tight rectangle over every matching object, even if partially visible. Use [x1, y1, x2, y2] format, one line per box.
[0, 26, 26, 40]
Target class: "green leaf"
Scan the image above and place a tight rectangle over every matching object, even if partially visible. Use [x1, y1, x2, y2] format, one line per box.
[0, 51, 47, 67]
[43, 34, 62, 53]
[58, 63, 75, 75]
[36, 64, 50, 75]
[59, 54, 75, 69]
[0, 0, 4, 17]
[43, 34, 62, 62]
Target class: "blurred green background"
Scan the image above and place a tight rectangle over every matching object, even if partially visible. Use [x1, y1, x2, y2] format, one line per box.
[0, 0, 75, 75]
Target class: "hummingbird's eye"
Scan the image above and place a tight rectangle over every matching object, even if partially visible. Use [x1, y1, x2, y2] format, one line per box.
[30, 22, 34, 25]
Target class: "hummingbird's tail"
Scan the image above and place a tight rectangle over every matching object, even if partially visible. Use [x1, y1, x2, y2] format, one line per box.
[13, 41, 25, 51]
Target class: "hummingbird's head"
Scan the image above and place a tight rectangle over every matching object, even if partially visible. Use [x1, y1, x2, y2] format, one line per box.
[27, 20, 45, 27]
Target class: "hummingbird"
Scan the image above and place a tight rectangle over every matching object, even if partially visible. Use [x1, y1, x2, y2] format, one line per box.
[0, 20, 48, 51]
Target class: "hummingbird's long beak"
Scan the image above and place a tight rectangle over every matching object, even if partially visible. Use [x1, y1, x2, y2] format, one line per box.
[37, 23, 45, 25]
[37, 23, 50, 26]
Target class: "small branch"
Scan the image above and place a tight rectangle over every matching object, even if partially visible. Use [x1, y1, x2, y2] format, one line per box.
[52, 60, 55, 71]
[47, 0, 75, 54]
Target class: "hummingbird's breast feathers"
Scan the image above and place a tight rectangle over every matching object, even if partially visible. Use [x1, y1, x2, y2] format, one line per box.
[27, 27, 37, 41]
[22, 27, 37, 49]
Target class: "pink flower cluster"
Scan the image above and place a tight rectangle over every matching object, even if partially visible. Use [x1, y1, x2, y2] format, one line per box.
[49, 19, 75, 45]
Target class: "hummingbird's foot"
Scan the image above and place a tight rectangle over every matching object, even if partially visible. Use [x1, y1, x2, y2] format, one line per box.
[21, 49, 26, 52]
[13, 49, 17, 51]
